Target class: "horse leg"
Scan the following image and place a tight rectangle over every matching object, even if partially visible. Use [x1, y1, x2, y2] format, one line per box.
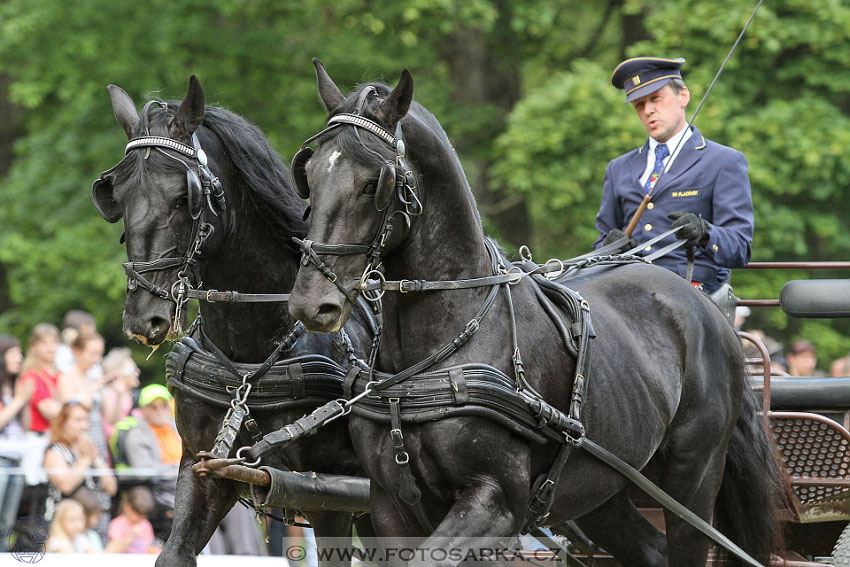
[417, 479, 526, 567]
[572, 488, 667, 567]
[656, 427, 728, 567]
[660, 467, 723, 567]
[305, 510, 356, 567]
[155, 451, 239, 567]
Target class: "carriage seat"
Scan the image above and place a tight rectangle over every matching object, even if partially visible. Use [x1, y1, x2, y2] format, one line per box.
[761, 376, 850, 409]
[780, 278, 850, 318]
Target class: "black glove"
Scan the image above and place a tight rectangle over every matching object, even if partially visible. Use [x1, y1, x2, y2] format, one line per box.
[601, 228, 637, 253]
[668, 211, 710, 247]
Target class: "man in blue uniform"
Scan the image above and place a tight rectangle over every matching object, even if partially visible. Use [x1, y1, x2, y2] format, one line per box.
[593, 56, 754, 293]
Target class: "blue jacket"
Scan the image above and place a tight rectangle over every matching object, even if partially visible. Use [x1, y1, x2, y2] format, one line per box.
[594, 126, 753, 291]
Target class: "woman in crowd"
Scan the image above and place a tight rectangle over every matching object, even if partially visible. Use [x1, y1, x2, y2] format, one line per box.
[43, 402, 117, 542]
[20, 323, 62, 434]
[0, 335, 30, 551]
[99, 347, 140, 440]
[57, 332, 110, 461]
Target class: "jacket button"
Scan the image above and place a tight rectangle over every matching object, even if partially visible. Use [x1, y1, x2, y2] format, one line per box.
[644, 245, 652, 252]
[644, 223, 653, 232]
[647, 202, 654, 210]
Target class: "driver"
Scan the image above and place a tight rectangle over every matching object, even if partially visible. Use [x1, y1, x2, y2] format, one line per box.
[593, 56, 754, 293]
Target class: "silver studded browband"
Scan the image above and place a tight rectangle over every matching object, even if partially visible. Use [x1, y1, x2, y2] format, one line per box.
[125, 136, 197, 159]
[328, 114, 396, 147]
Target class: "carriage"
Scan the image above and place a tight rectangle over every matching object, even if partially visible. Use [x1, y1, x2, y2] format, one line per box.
[92, 68, 850, 567]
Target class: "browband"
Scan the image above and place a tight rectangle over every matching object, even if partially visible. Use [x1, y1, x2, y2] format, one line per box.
[125, 136, 197, 158]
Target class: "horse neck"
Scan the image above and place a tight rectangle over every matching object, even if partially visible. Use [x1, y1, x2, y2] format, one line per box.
[197, 201, 301, 363]
[378, 150, 496, 367]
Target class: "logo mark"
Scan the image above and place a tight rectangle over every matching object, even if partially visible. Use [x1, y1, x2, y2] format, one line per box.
[8, 516, 49, 564]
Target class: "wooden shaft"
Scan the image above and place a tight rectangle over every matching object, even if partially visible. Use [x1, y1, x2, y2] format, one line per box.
[624, 193, 652, 236]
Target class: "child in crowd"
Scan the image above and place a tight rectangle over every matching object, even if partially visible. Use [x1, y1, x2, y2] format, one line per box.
[47, 498, 95, 553]
[100, 347, 140, 440]
[72, 487, 106, 552]
[108, 486, 160, 554]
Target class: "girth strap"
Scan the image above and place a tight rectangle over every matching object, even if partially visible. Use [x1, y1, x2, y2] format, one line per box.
[389, 398, 434, 533]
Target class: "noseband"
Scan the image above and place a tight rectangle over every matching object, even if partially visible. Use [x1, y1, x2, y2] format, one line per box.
[291, 92, 421, 302]
[92, 100, 228, 333]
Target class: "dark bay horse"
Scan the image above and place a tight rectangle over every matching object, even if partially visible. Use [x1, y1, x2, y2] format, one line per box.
[287, 60, 785, 566]
[93, 75, 375, 567]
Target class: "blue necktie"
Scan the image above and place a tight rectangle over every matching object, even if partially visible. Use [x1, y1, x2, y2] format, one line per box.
[643, 143, 670, 193]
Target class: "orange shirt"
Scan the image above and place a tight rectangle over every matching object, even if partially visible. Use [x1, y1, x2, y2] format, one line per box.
[149, 423, 181, 464]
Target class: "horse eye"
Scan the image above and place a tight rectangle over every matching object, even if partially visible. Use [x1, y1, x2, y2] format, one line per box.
[363, 181, 378, 196]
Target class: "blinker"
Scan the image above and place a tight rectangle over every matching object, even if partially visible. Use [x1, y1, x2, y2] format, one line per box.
[187, 169, 203, 220]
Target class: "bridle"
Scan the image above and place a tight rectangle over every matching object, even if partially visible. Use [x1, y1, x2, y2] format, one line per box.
[290, 87, 421, 303]
[92, 100, 228, 334]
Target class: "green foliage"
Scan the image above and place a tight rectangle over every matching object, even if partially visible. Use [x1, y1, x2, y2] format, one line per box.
[492, 60, 646, 259]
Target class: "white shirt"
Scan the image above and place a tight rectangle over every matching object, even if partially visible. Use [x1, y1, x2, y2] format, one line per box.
[639, 125, 693, 188]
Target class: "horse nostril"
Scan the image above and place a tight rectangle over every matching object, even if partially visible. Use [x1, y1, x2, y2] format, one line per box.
[315, 304, 341, 325]
[149, 316, 170, 339]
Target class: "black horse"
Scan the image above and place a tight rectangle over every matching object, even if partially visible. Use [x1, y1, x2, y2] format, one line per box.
[93, 75, 375, 567]
[286, 60, 785, 566]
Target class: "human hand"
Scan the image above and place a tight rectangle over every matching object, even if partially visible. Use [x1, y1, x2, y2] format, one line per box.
[79, 436, 98, 460]
[601, 228, 637, 253]
[668, 211, 710, 247]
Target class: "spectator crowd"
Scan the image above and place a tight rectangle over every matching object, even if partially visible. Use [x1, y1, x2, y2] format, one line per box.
[5, 308, 848, 557]
[0, 310, 268, 556]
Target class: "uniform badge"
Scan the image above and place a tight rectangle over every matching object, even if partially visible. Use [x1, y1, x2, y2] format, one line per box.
[632, 75, 641, 85]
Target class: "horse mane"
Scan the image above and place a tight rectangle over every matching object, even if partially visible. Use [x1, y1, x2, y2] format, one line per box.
[165, 102, 308, 243]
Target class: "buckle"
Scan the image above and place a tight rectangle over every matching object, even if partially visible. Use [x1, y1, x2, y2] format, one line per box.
[399, 279, 414, 293]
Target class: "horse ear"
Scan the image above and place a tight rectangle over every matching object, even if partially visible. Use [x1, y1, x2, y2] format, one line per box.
[313, 58, 344, 113]
[107, 85, 140, 140]
[170, 75, 205, 139]
[376, 69, 414, 127]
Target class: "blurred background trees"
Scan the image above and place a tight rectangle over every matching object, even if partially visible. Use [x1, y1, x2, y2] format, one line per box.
[1, 0, 848, 375]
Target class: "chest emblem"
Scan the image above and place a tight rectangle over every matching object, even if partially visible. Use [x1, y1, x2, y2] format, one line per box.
[671, 190, 699, 198]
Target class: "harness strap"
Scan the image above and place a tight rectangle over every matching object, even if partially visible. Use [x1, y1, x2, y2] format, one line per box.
[389, 398, 434, 533]
[580, 438, 766, 567]
[199, 322, 305, 383]
[186, 289, 292, 303]
[358, 272, 522, 293]
[245, 399, 347, 461]
[685, 245, 696, 283]
[372, 283, 499, 393]
[524, 443, 571, 532]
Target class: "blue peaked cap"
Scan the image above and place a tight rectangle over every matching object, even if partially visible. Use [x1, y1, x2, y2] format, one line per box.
[611, 57, 685, 103]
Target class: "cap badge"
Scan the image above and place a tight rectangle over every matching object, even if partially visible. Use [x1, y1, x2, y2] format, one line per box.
[632, 75, 641, 85]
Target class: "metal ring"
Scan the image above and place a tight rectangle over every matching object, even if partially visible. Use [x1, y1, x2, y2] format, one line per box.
[236, 446, 262, 467]
[519, 245, 533, 262]
[543, 258, 566, 280]
[506, 265, 524, 286]
[359, 269, 386, 302]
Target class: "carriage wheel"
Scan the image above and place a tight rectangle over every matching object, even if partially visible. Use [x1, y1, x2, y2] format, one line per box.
[833, 521, 850, 566]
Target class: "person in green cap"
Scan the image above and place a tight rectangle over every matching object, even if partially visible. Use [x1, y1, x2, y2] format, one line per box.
[109, 383, 179, 541]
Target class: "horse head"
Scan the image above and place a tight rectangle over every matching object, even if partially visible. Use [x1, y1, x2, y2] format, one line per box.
[93, 76, 233, 345]
[289, 59, 419, 332]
